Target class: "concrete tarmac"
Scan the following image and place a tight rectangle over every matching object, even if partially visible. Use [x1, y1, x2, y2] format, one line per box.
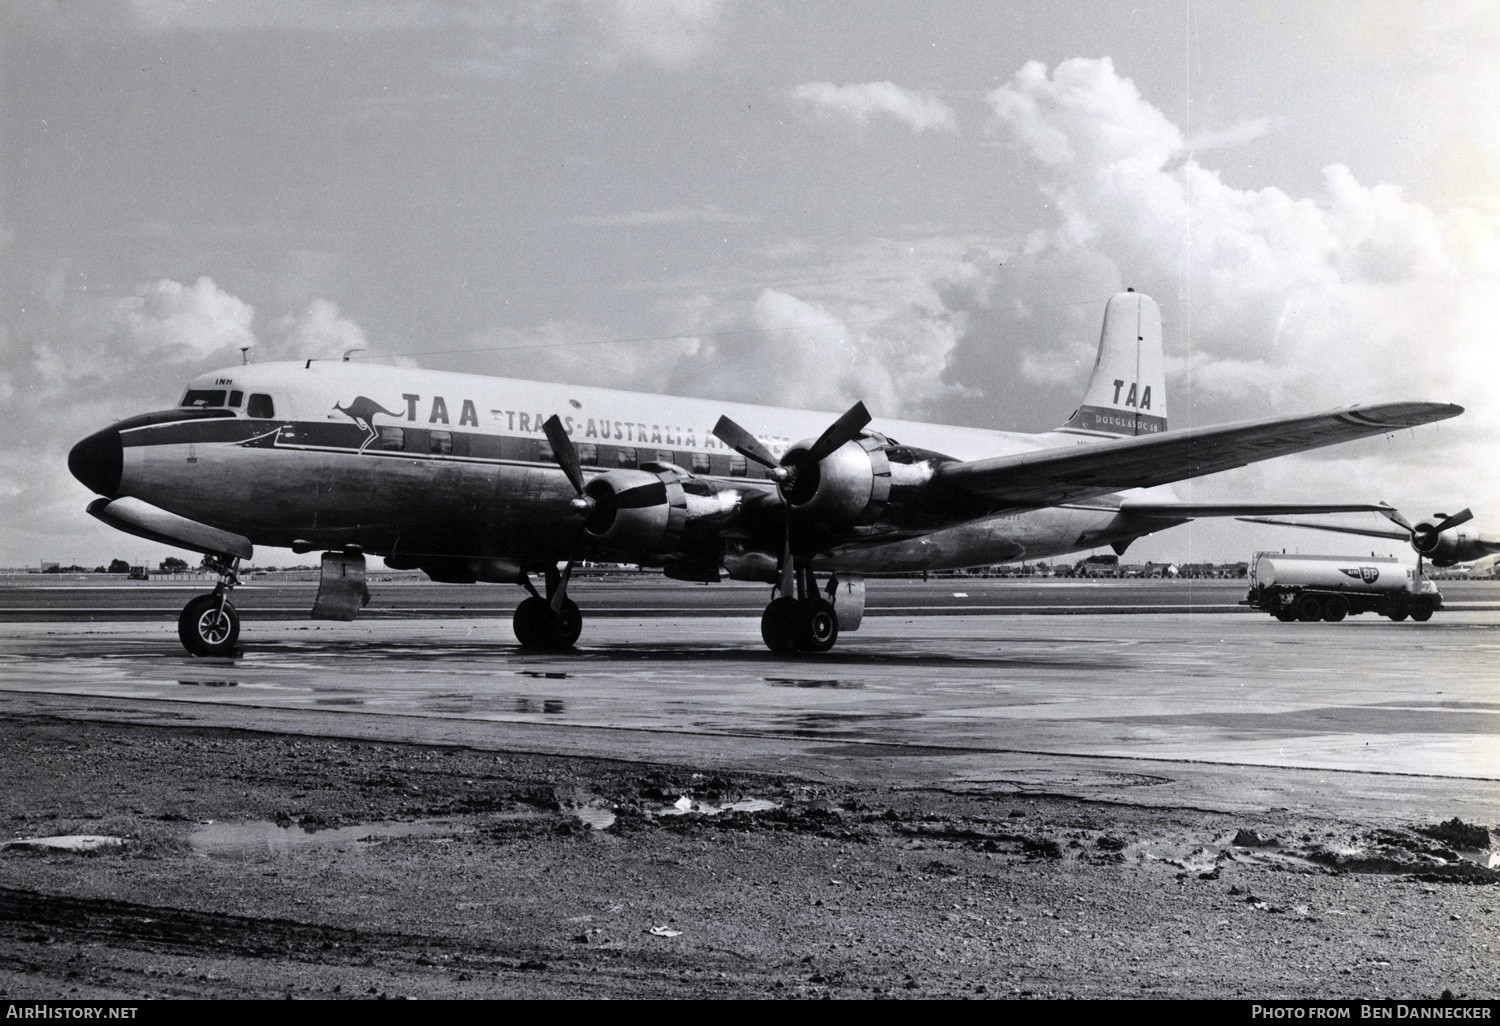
[2, 603, 1498, 825]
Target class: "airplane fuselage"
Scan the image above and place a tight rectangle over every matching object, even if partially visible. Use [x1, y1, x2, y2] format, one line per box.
[76, 360, 1168, 576]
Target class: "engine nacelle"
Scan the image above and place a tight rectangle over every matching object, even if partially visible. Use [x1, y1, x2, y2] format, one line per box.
[780, 436, 891, 527]
[1414, 522, 1491, 567]
[584, 468, 688, 554]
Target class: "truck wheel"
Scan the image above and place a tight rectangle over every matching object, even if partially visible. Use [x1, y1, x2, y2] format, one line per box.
[1274, 608, 1297, 622]
[1320, 596, 1349, 622]
[1295, 595, 1322, 622]
[1410, 604, 1433, 622]
[1387, 609, 1408, 622]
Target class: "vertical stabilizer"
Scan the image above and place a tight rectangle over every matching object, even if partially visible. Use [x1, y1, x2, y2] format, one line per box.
[1059, 291, 1167, 436]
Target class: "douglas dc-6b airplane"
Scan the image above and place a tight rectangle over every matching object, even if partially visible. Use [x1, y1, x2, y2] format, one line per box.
[68, 291, 1461, 656]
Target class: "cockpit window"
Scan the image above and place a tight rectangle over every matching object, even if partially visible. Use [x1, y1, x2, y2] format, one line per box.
[246, 393, 275, 419]
[180, 389, 226, 408]
[227, 390, 243, 408]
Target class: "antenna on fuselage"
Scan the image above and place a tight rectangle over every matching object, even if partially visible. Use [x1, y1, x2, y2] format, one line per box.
[239, 346, 252, 365]
[343, 347, 367, 363]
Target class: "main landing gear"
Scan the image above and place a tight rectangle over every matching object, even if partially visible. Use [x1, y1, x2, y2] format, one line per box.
[761, 565, 839, 655]
[513, 564, 583, 651]
[178, 554, 241, 657]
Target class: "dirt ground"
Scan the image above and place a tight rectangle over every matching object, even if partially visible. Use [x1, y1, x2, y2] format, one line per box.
[0, 712, 1495, 1000]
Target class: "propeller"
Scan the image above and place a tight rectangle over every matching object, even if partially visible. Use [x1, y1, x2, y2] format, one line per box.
[1377, 504, 1473, 573]
[541, 415, 593, 612]
[711, 401, 872, 596]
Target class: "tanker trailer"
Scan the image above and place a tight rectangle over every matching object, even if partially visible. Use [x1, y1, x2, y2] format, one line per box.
[1244, 552, 1442, 623]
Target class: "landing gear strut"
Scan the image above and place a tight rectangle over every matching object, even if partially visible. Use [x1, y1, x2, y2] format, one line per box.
[178, 554, 241, 657]
[513, 564, 583, 651]
[761, 565, 839, 655]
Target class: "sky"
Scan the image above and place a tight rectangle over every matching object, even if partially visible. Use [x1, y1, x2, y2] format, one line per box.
[3, 0, 1498, 568]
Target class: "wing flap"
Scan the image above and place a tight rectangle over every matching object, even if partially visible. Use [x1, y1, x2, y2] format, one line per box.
[936, 402, 1461, 508]
[1120, 501, 1394, 519]
[1234, 516, 1413, 542]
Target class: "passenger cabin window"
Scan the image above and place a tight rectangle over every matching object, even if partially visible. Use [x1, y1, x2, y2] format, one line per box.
[654, 450, 674, 466]
[181, 389, 226, 408]
[578, 443, 599, 466]
[227, 390, 243, 408]
[728, 454, 747, 477]
[246, 393, 275, 419]
[378, 426, 405, 451]
[430, 430, 452, 455]
[691, 452, 710, 475]
[617, 446, 637, 469]
[537, 440, 554, 462]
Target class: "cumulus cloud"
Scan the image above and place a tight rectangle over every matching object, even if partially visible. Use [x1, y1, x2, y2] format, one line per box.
[273, 299, 371, 361]
[116, 276, 256, 360]
[791, 81, 958, 134]
[982, 56, 1500, 517]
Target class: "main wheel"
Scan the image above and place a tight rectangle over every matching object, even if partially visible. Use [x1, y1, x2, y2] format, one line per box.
[551, 598, 583, 649]
[760, 597, 799, 655]
[1296, 595, 1323, 622]
[178, 594, 240, 657]
[513, 596, 551, 649]
[1321, 596, 1349, 622]
[794, 599, 839, 653]
[1410, 603, 1434, 622]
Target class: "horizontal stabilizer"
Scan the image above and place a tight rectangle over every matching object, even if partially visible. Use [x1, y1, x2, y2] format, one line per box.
[1120, 501, 1393, 520]
[937, 401, 1462, 510]
[87, 497, 253, 559]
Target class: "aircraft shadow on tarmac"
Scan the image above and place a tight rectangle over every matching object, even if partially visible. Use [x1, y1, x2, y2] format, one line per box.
[143, 638, 1123, 673]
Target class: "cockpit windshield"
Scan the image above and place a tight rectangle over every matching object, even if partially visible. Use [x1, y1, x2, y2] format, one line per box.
[180, 389, 227, 408]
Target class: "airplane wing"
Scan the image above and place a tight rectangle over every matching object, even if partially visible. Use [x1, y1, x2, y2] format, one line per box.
[1235, 516, 1416, 542]
[1116, 501, 1395, 520]
[935, 402, 1461, 510]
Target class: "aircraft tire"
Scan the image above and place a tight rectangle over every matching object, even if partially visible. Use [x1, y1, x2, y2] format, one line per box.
[1410, 603, 1434, 622]
[178, 594, 240, 657]
[794, 599, 839, 653]
[1295, 595, 1323, 622]
[513, 596, 551, 648]
[551, 598, 583, 649]
[760, 597, 799, 655]
[1321, 596, 1349, 622]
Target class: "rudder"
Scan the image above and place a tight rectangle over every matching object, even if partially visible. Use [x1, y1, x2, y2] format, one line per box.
[1059, 290, 1167, 436]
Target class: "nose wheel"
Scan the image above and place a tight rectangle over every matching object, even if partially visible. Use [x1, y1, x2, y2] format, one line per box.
[177, 555, 242, 657]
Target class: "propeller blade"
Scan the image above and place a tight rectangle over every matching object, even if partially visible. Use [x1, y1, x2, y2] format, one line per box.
[1377, 504, 1415, 534]
[805, 401, 871, 464]
[542, 415, 586, 498]
[712, 416, 780, 469]
[1433, 508, 1474, 534]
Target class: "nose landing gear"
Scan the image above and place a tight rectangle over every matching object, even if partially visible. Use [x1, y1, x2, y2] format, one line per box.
[178, 554, 241, 657]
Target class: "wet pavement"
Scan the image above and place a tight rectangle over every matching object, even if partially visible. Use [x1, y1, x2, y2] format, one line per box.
[2, 610, 1498, 822]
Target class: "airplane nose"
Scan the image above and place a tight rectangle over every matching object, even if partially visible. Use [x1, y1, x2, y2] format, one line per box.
[68, 427, 123, 497]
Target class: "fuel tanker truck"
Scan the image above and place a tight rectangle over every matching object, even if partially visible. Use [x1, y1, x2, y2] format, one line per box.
[1244, 552, 1443, 623]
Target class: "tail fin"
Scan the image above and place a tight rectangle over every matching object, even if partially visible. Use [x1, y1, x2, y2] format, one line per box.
[1058, 290, 1167, 436]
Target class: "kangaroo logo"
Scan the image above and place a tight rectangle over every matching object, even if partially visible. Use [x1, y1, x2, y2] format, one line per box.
[334, 396, 402, 451]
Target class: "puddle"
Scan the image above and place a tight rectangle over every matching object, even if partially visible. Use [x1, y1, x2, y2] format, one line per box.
[190, 818, 469, 854]
[653, 797, 781, 817]
[514, 698, 566, 714]
[519, 671, 569, 679]
[764, 677, 859, 689]
[572, 807, 617, 830]
[178, 680, 237, 688]
[2, 835, 125, 852]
